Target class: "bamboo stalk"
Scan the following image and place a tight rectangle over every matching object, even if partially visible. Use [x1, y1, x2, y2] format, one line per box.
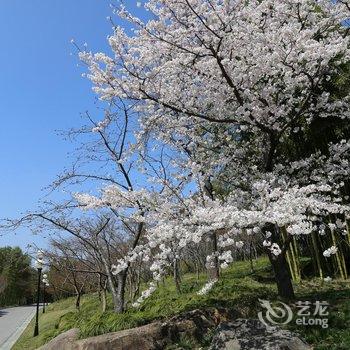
[289, 236, 301, 282]
[331, 229, 346, 280]
[293, 237, 301, 281]
[346, 220, 350, 246]
[281, 227, 297, 282]
[311, 231, 324, 280]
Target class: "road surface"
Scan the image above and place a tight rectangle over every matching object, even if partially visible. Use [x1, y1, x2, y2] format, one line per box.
[0, 305, 36, 350]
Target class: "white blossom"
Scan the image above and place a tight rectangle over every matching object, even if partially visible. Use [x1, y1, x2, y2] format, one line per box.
[270, 243, 282, 256]
[197, 279, 218, 296]
[235, 241, 244, 249]
[75, 0, 350, 306]
[323, 246, 338, 258]
[263, 240, 271, 247]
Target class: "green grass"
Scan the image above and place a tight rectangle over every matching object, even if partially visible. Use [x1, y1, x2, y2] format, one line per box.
[291, 280, 350, 350]
[12, 297, 79, 350]
[13, 257, 350, 350]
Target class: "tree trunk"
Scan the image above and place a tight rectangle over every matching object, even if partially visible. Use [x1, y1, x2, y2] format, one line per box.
[264, 223, 295, 299]
[99, 277, 107, 313]
[99, 253, 121, 312]
[208, 232, 219, 280]
[173, 258, 181, 293]
[74, 287, 81, 310]
[102, 264, 119, 312]
[249, 241, 255, 273]
[75, 294, 80, 310]
[203, 178, 220, 280]
[116, 271, 127, 313]
[101, 286, 107, 312]
[107, 274, 120, 312]
[132, 265, 141, 301]
[268, 252, 295, 300]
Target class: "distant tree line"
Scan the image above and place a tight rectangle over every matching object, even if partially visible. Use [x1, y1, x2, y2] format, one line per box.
[0, 247, 36, 306]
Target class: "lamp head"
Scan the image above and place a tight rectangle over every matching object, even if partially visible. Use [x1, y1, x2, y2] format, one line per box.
[35, 250, 44, 270]
[36, 250, 44, 260]
[35, 259, 43, 270]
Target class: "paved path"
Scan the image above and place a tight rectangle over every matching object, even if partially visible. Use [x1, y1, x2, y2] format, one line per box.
[0, 305, 36, 350]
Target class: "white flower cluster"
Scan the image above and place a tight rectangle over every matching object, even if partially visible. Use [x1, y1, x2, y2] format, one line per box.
[132, 281, 157, 308]
[323, 246, 338, 258]
[197, 279, 218, 296]
[205, 254, 218, 270]
[235, 241, 244, 249]
[111, 260, 128, 275]
[219, 250, 233, 269]
[74, 0, 350, 307]
[263, 240, 271, 247]
[270, 243, 282, 256]
[91, 117, 111, 133]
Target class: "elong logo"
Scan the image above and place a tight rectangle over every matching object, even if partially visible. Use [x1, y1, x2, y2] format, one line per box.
[258, 299, 329, 329]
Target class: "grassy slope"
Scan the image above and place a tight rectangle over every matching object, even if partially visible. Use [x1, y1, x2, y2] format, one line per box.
[14, 257, 350, 350]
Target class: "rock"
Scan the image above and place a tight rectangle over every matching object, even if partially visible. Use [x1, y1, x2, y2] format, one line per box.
[38, 322, 166, 350]
[73, 322, 166, 350]
[38, 328, 80, 350]
[37, 308, 232, 350]
[38, 313, 311, 350]
[162, 307, 235, 343]
[209, 319, 312, 350]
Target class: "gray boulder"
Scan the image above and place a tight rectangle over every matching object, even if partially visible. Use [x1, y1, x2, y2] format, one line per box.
[37, 328, 80, 350]
[209, 319, 311, 350]
[37, 308, 231, 350]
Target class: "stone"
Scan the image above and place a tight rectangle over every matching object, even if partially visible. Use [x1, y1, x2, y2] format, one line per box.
[209, 319, 312, 350]
[37, 328, 80, 350]
[73, 322, 166, 350]
[162, 307, 234, 342]
[37, 308, 231, 350]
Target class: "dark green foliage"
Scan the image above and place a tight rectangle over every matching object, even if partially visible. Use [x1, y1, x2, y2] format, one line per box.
[0, 246, 35, 306]
[279, 61, 350, 163]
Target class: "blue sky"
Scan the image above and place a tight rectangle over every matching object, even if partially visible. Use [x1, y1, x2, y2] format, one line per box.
[0, 0, 143, 250]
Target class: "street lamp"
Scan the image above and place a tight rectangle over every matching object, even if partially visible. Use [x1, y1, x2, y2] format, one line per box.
[42, 274, 49, 314]
[34, 250, 44, 337]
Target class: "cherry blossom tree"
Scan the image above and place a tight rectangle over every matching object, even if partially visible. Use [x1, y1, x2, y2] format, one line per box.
[77, 0, 350, 300]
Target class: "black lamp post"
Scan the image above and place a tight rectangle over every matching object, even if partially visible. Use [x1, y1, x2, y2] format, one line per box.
[42, 281, 46, 314]
[34, 250, 44, 337]
[42, 274, 49, 314]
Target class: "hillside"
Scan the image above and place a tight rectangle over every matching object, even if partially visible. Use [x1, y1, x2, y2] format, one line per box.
[14, 258, 350, 350]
